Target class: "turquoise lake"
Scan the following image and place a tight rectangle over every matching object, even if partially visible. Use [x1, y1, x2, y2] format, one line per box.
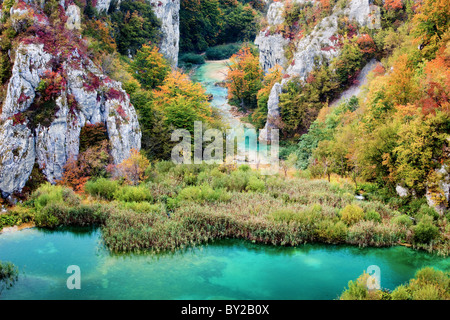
[0, 226, 449, 300]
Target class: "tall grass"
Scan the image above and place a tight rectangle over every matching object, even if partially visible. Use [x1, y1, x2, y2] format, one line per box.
[17, 163, 449, 255]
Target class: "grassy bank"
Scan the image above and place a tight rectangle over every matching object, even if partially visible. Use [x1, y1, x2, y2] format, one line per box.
[1, 163, 449, 255]
[340, 267, 450, 300]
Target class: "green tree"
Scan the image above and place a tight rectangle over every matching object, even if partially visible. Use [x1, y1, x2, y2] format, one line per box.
[110, 0, 161, 56]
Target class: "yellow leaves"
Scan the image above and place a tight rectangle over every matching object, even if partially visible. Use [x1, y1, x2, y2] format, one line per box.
[386, 54, 419, 105]
[151, 70, 215, 130]
[116, 149, 150, 185]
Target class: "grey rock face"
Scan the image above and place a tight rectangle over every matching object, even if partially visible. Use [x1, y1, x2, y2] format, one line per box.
[0, 41, 141, 196]
[255, 33, 289, 74]
[149, 0, 180, 67]
[95, 0, 113, 13]
[92, 0, 180, 67]
[396, 185, 409, 198]
[426, 165, 450, 215]
[0, 121, 35, 197]
[1, 43, 52, 121]
[255, 2, 288, 73]
[65, 4, 81, 30]
[259, 83, 283, 142]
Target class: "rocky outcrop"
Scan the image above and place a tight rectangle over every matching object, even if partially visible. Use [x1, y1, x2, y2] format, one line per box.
[254, 2, 289, 73]
[258, 83, 283, 142]
[256, 0, 375, 141]
[0, 39, 141, 197]
[65, 4, 81, 30]
[425, 165, 450, 215]
[149, 0, 180, 67]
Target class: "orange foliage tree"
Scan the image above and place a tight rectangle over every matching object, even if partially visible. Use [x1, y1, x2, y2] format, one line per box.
[226, 46, 263, 110]
[112, 149, 150, 185]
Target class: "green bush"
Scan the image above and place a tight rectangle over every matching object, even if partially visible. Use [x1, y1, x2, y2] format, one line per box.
[316, 220, 348, 243]
[179, 53, 205, 65]
[392, 214, 413, 227]
[270, 209, 297, 223]
[417, 204, 440, 220]
[155, 160, 176, 174]
[0, 260, 18, 293]
[85, 178, 121, 200]
[35, 202, 64, 228]
[205, 43, 242, 60]
[391, 285, 411, 300]
[413, 221, 439, 244]
[178, 184, 231, 203]
[365, 210, 382, 223]
[31, 183, 80, 210]
[119, 201, 162, 213]
[246, 176, 266, 192]
[341, 204, 365, 225]
[113, 185, 153, 203]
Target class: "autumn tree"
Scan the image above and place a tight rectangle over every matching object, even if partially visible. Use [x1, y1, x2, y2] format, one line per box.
[152, 70, 219, 133]
[413, 0, 450, 59]
[112, 149, 150, 185]
[226, 46, 263, 110]
[130, 43, 170, 90]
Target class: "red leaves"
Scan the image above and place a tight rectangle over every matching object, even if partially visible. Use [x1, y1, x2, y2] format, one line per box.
[357, 34, 376, 54]
[18, 93, 29, 104]
[83, 72, 102, 92]
[11, 112, 26, 126]
[116, 105, 128, 121]
[40, 70, 66, 101]
[106, 88, 124, 102]
[384, 0, 403, 11]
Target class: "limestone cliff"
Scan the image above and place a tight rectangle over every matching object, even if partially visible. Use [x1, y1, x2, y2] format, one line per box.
[0, 2, 141, 198]
[148, 0, 180, 67]
[254, 1, 288, 73]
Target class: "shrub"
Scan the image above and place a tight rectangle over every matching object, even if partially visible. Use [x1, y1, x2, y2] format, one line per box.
[178, 185, 231, 203]
[417, 204, 440, 220]
[155, 161, 176, 174]
[413, 221, 439, 244]
[113, 185, 153, 203]
[205, 43, 242, 60]
[85, 178, 120, 200]
[316, 220, 348, 243]
[270, 209, 297, 223]
[34, 202, 64, 228]
[340, 272, 383, 300]
[119, 201, 162, 214]
[391, 285, 411, 300]
[0, 206, 34, 229]
[179, 53, 205, 65]
[365, 210, 382, 223]
[392, 214, 413, 227]
[341, 204, 365, 225]
[246, 176, 266, 192]
[31, 183, 80, 211]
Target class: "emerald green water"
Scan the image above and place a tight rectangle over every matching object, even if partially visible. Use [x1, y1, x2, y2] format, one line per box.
[0, 227, 449, 300]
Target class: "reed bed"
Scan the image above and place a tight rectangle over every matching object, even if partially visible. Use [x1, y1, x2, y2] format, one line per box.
[15, 164, 450, 256]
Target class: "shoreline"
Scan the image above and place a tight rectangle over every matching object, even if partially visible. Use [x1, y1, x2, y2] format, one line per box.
[0, 222, 35, 234]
